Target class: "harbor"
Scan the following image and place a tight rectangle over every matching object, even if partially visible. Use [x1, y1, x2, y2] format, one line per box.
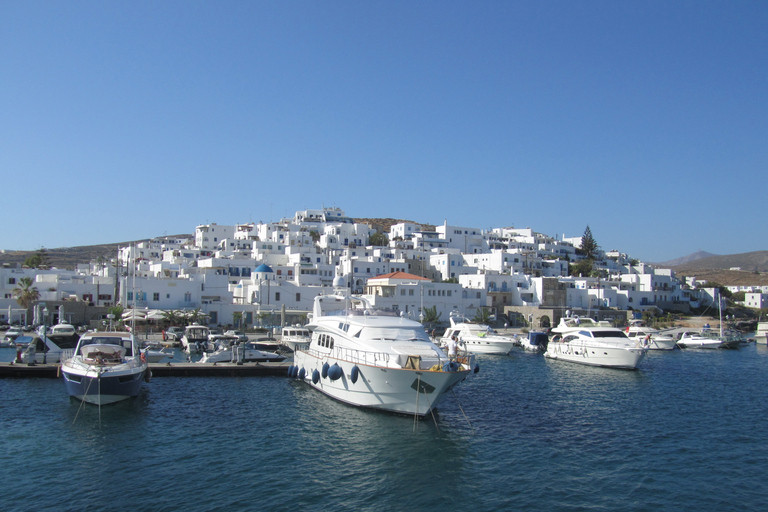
[1, 342, 766, 512]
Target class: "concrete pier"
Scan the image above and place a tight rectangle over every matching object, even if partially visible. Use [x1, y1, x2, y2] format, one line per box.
[0, 361, 291, 379]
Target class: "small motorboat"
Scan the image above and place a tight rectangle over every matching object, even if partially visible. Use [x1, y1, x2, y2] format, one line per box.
[61, 331, 149, 405]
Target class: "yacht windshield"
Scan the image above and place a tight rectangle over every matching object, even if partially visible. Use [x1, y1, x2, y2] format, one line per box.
[591, 330, 629, 339]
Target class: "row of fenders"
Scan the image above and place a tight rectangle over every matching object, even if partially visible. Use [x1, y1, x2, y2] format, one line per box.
[286, 362, 361, 385]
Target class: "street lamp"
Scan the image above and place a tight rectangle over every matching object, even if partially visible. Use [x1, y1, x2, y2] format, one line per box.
[42, 306, 49, 364]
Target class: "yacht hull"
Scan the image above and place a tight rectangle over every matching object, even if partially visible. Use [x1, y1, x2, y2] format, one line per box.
[459, 337, 515, 355]
[544, 342, 646, 369]
[62, 366, 146, 405]
[293, 350, 470, 416]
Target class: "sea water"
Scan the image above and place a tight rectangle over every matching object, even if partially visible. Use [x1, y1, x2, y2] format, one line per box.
[1, 344, 767, 512]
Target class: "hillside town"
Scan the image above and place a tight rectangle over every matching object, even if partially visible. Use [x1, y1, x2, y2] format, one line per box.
[3, 206, 767, 330]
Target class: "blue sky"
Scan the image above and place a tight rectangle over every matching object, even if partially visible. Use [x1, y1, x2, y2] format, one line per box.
[2, 1, 766, 263]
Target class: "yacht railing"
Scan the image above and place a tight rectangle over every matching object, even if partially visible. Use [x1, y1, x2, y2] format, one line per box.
[302, 345, 392, 366]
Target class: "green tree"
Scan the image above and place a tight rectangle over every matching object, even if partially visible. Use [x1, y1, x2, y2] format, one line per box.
[184, 308, 205, 325]
[472, 308, 493, 324]
[161, 309, 184, 327]
[13, 277, 40, 309]
[369, 232, 389, 246]
[580, 226, 597, 260]
[570, 259, 593, 277]
[24, 248, 51, 269]
[421, 305, 442, 328]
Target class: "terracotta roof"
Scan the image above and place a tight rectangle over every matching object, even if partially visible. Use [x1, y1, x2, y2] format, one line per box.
[369, 271, 430, 281]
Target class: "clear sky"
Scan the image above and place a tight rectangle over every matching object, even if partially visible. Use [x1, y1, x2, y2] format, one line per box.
[2, 1, 766, 263]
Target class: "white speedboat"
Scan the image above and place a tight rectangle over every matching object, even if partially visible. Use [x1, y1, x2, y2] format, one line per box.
[181, 324, 211, 353]
[280, 325, 311, 352]
[61, 331, 149, 405]
[676, 331, 740, 349]
[440, 314, 516, 355]
[291, 292, 476, 417]
[544, 316, 647, 369]
[197, 341, 286, 364]
[625, 321, 677, 350]
[18, 330, 80, 364]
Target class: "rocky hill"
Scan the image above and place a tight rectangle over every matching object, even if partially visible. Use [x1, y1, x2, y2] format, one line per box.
[656, 250, 768, 286]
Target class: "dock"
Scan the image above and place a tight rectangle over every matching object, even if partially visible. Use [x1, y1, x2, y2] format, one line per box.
[0, 361, 291, 379]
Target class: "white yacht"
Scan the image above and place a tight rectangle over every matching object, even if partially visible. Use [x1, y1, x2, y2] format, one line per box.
[291, 290, 476, 417]
[61, 331, 149, 405]
[676, 330, 740, 349]
[625, 320, 677, 350]
[545, 316, 647, 369]
[197, 341, 285, 364]
[440, 314, 516, 355]
[280, 325, 311, 352]
[180, 324, 211, 353]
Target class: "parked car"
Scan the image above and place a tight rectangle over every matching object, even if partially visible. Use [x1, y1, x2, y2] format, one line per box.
[164, 326, 184, 341]
[4, 327, 24, 342]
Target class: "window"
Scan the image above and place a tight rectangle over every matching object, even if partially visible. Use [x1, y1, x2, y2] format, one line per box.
[153, 293, 160, 301]
[275, 292, 280, 301]
[296, 293, 300, 302]
[8, 278, 15, 285]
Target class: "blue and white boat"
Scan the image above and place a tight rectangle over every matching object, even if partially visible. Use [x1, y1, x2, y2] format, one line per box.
[61, 331, 149, 405]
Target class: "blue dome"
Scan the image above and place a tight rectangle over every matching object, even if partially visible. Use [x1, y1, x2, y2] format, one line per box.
[254, 264, 273, 273]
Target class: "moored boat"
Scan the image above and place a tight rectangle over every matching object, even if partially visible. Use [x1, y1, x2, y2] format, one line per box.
[676, 330, 740, 349]
[518, 331, 549, 352]
[545, 316, 647, 369]
[440, 314, 516, 355]
[197, 340, 286, 364]
[181, 324, 211, 353]
[625, 320, 677, 350]
[280, 325, 311, 352]
[61, 331, 149, 405]
[291, 289, 476, 416]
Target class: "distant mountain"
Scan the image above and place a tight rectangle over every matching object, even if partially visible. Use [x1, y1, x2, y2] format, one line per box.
[0, 235, 192, 270]
[656, 251, 719, 267]
[667, 251, 768, 273]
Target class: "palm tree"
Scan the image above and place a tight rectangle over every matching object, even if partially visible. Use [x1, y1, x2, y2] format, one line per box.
[421, 305, 442, 329]
[13, 277, 40, 309]
[472, 307, 493, 325]
[161, 309, 184, 327]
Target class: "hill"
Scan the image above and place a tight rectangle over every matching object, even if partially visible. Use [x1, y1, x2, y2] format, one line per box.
[656, 250, 768, 286]
[0, 235, 192, 270]
[664, 251, 768, 273]
[657, 251, 718, 267]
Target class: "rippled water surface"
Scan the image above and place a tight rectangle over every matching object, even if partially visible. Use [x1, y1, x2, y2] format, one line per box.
[2, 344, 767, 511]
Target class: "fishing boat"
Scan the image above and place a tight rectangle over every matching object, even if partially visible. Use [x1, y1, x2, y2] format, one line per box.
[291, 287, 476, 416]
[544, 315, 647, 369]
[440, 313, 516, 355]
[60, 331, 149, 405]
